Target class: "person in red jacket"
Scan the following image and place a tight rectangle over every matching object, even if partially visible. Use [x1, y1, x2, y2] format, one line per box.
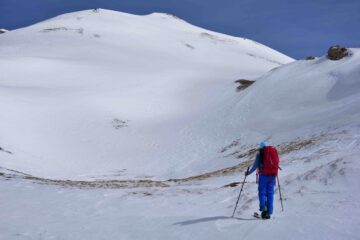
[245, 140, 280, 219]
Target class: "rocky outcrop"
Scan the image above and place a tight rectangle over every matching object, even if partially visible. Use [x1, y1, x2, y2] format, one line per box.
[327, 45, 348, 60]
[235, 79, 255, 91]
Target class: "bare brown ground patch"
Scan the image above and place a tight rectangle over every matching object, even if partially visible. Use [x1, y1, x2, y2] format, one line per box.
[0, 134, 323, 189]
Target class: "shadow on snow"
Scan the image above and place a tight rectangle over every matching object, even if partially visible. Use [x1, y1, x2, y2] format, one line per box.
[173, 215, 257, 226]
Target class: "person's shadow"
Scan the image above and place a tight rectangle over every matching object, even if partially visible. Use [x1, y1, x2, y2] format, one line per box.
[173, 215, 257, 226]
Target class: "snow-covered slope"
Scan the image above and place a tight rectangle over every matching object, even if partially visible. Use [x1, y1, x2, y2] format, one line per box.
[1, 9, 360, 240]
[232, 49, 360, 133]
[0, 9, 293, 180]
[173, 49, 360, 173]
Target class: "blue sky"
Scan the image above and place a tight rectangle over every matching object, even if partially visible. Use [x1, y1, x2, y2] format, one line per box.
[0, 0, 359, 59]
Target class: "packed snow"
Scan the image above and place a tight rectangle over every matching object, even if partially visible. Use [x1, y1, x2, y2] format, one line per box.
[0, 8, 359, 240]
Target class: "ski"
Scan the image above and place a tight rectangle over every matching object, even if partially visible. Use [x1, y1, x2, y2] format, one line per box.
[253, 212, 273, 220]
[253, 212, 261, 219]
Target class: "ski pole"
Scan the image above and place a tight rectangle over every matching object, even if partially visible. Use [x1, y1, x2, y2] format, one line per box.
[277, 175, 284, 212]
[231, 166, 250, 218]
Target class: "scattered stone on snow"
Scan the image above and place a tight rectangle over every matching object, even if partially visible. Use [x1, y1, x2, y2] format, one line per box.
[234, 79, 255, 91]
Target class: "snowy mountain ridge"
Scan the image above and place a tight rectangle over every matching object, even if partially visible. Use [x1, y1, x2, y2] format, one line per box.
[0, 8, 293, 180]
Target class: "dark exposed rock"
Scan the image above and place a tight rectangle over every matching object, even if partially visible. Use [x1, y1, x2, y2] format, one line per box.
[305, 56, 316, 60]
[112, 118, 129, 129]
[235, 79, 255, 91]
[222, 182, 240, 188]
[184, 43, 195, 50]
[0, 146, 12, 154]
[41, 27, 68, 32]
[0, 28, 8, 34]
[327, 45, 349, 60]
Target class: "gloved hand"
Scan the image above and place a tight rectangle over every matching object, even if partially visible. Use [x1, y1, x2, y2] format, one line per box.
[244, 170, 249, 176]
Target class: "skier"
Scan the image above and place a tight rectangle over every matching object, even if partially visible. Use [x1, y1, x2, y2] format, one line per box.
[245, 140, 280, 219]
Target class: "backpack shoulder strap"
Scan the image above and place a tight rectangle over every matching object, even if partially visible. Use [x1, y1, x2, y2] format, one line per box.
[259, 147, 265, 165]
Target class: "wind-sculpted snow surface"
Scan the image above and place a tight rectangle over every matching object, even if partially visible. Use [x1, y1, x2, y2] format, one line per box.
[1, 126, 359, 239]
[0, 9, 360, 240]
[0, 9, 293, 180]
[229, 49, 360, 134]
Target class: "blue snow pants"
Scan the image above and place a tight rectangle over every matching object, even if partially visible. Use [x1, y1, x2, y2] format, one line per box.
[258, 174, 275, 215]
